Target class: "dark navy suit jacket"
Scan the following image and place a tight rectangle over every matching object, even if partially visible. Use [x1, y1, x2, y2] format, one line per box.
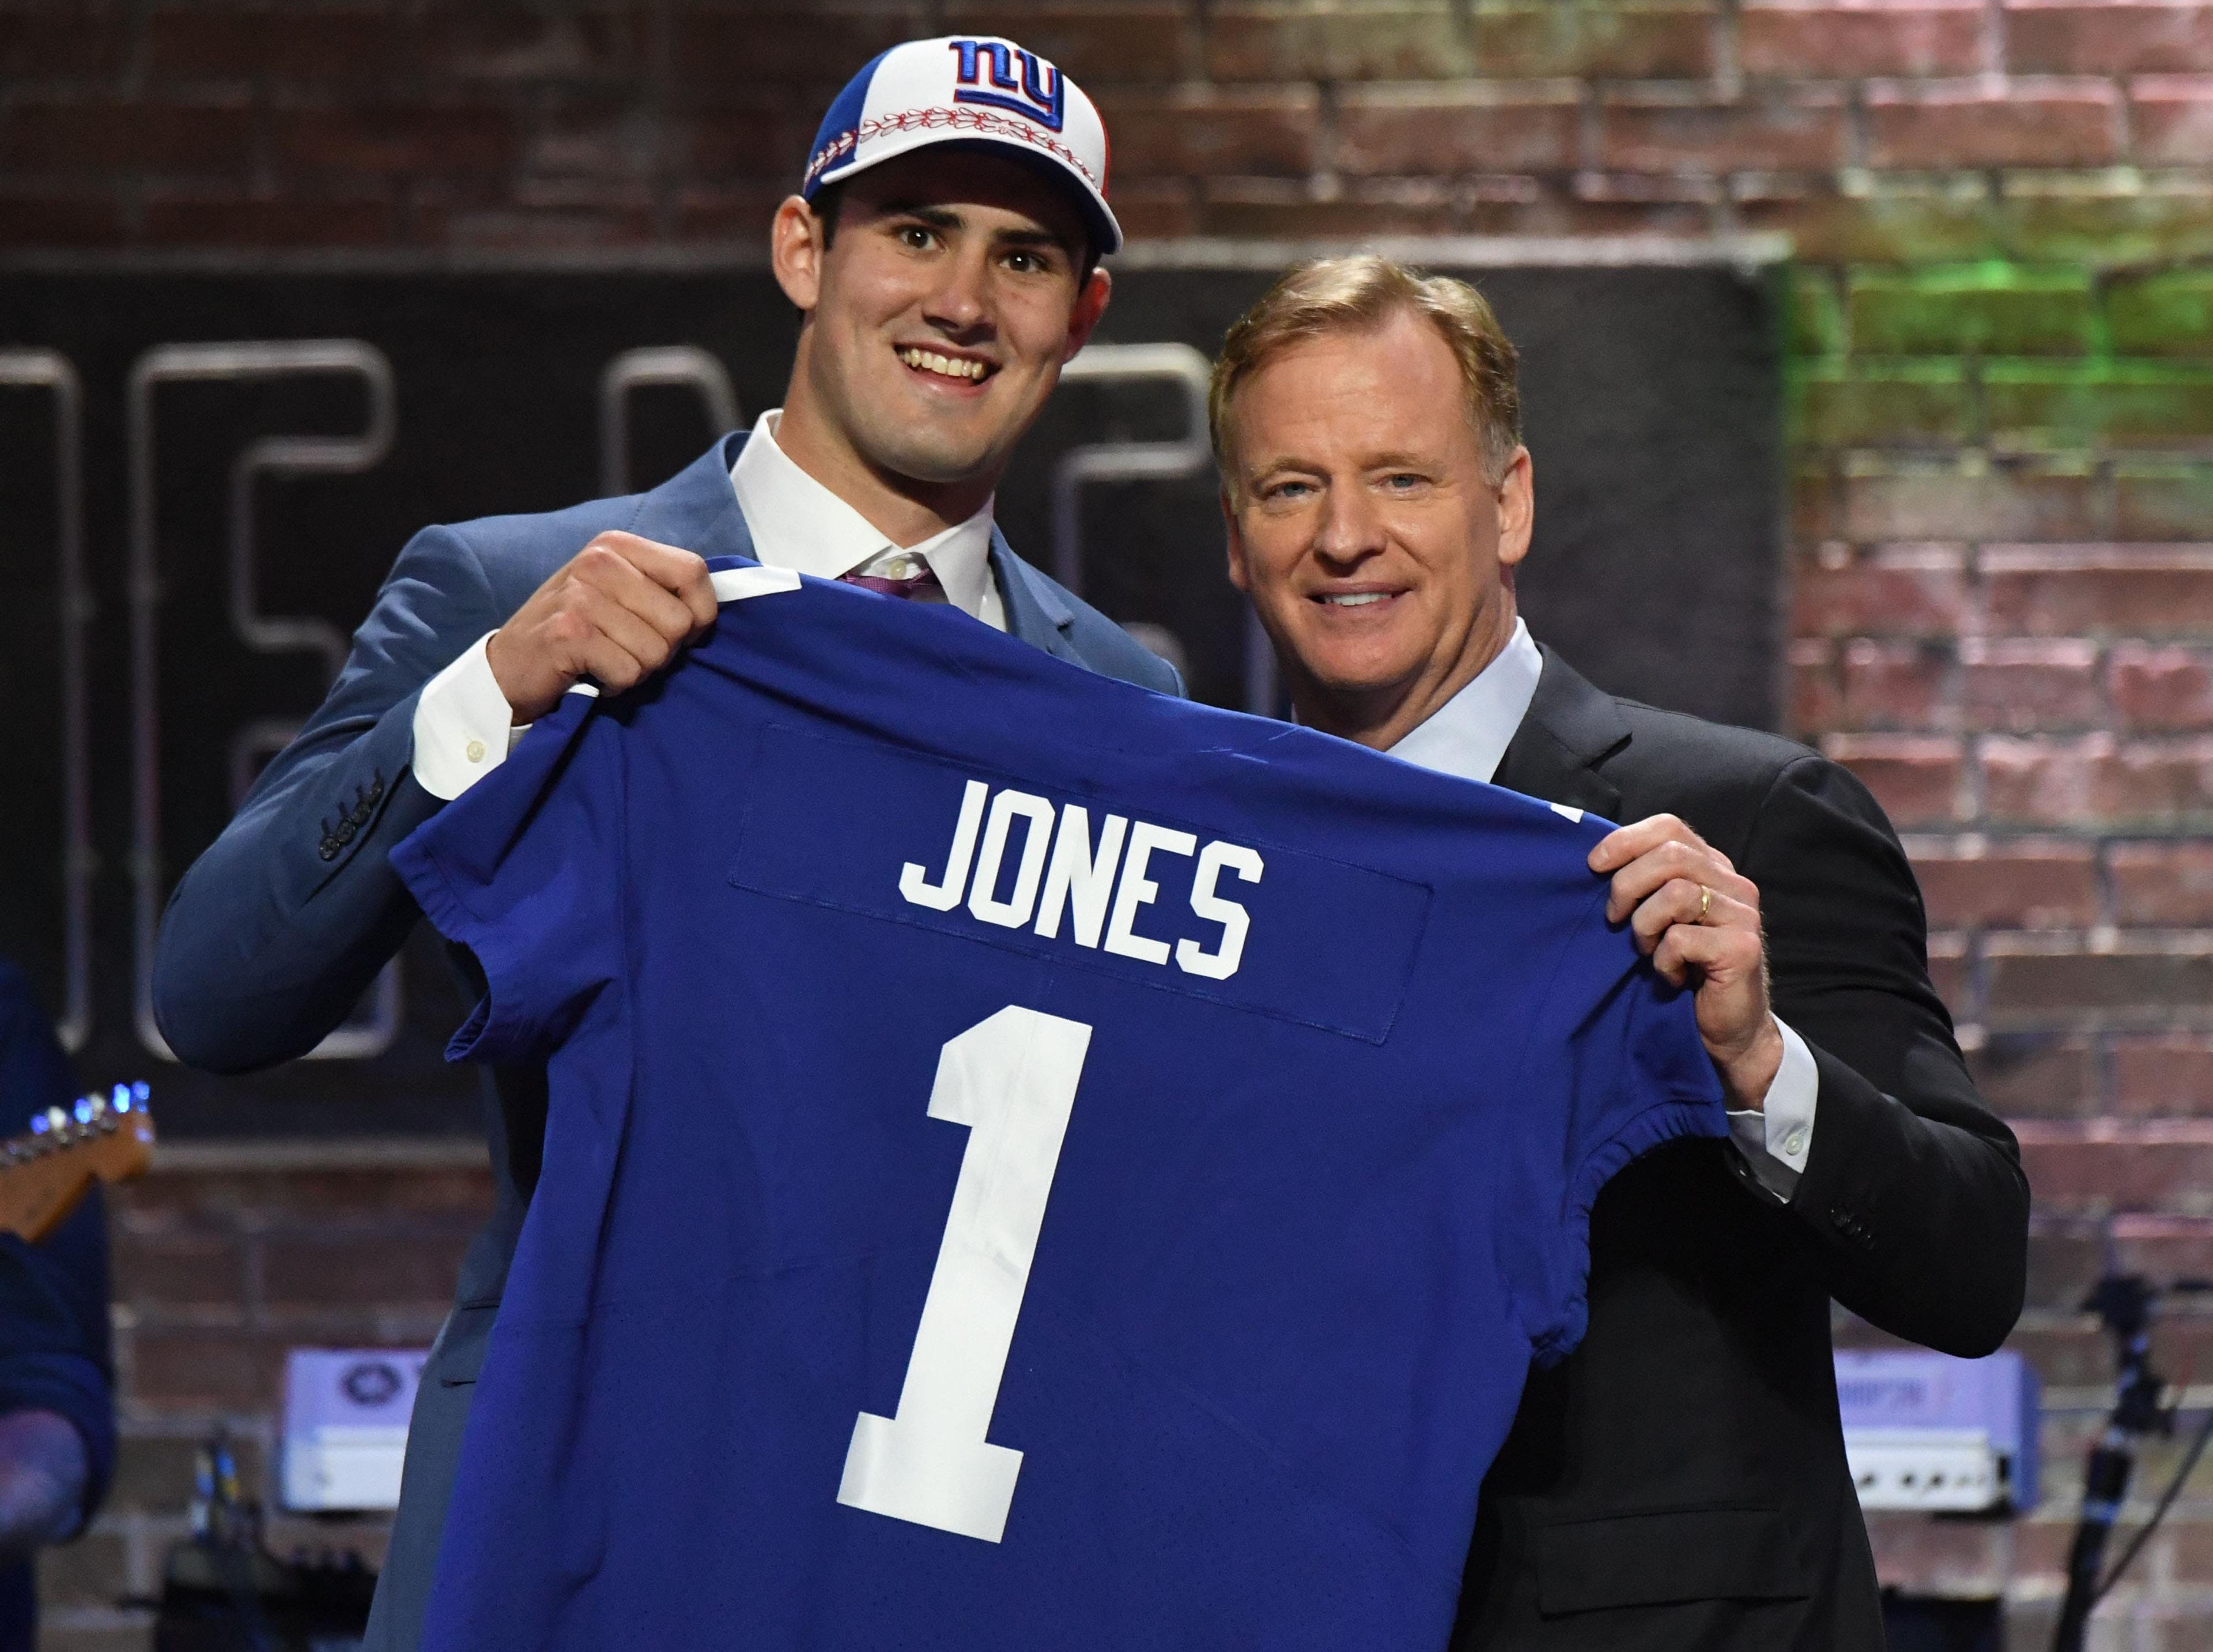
[152, 434, 1183, 1652]
[1452, 653, 2025, 1652]
[0, 960, 116, 1652]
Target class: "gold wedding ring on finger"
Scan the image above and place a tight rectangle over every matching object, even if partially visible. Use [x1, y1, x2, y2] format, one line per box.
[1697, 884, 1712, 923]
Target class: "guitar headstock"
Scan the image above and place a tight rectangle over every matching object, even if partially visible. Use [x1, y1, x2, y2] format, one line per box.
[0, 1083, 157, 1243]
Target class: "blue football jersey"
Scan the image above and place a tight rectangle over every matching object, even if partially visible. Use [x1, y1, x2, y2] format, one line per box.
[392, 561, 1725, 1652]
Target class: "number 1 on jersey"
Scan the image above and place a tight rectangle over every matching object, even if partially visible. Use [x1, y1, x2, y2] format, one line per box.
[837, 1005, 1092, 1543]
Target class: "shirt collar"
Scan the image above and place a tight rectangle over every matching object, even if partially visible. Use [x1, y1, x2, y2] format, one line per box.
[729, 409, 1000, 619]
[1385, 616, 1544, 785]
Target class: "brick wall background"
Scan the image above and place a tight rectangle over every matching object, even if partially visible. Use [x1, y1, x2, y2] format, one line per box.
[43, 1146, 489, 1650]
[6, 2, 2213, 1647]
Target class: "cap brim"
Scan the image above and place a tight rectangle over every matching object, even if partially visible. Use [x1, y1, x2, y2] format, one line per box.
[810, 128, 1123, 257]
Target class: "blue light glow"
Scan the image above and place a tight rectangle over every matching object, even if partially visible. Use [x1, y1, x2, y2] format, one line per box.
[28, 1117, 46, 1135]
[112, 1084, 130, 1113]
[73, 1099, 91, 1124]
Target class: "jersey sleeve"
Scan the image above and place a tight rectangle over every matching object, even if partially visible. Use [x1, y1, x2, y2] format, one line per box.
[389, 689, 625, 1067]
[1500, 886, 1728, 1366]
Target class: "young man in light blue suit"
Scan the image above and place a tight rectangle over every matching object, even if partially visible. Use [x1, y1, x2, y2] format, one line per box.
[154, 37, 1176, 1652]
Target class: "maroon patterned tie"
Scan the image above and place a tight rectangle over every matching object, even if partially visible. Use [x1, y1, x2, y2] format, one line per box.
[840, 562, 942, 600]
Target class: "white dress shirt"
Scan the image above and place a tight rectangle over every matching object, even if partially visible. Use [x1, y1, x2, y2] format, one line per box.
[1385, 617, 1819, 1199]
[411, 409, 1005, 802]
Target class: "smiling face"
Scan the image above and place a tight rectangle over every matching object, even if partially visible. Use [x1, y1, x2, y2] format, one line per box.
[1222, 308, 1534, 750]
[769, 147, 1111, 542]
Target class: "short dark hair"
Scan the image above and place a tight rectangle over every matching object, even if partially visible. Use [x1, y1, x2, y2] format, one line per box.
[809, 180, 851, 246]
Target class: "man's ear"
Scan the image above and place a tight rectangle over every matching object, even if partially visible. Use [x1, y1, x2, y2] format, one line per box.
[1494, 446, 1535, 570]
[1221, 489, 1251, 595]
[1061, 265, 1113, 363]
[771, 195, 827, 315]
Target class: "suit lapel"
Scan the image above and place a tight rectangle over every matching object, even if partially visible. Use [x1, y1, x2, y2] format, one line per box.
[628, 432, 759, 561]
[1493, 647, 1632, 820]
[990, 531, 1083, 661]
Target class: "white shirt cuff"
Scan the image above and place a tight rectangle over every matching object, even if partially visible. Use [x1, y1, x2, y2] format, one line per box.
[410, 632, 526, 802]
[1725, 1016, 1819, 1201]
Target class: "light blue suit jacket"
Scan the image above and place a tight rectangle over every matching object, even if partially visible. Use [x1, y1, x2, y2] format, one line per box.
[152, 432, 1183, 1651]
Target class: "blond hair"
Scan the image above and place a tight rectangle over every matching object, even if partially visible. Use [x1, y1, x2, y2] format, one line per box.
[1209, 255, 1523, 492]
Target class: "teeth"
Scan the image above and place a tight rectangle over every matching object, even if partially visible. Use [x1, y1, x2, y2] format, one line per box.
[1323, 593, 1388, 606]
[900, 348, 987, 381]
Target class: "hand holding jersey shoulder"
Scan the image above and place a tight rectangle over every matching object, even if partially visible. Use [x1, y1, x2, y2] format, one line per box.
[1589, 812, 1782, 1107]
[486, 531, 721, 723]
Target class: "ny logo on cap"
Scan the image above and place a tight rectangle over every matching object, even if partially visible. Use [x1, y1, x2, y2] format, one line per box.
[946, 40, 1065, 133]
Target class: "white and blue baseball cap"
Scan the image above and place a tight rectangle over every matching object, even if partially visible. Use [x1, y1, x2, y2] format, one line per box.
[802, 36, 1122, 256]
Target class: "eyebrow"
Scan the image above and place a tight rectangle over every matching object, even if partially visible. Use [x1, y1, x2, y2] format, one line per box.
[875, 201, 1079, 259]
[1247, 451, 1435, 477]
[882, 202, 963, 230]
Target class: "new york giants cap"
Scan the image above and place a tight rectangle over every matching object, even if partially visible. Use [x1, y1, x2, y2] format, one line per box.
[802, 36, 1122, 256]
